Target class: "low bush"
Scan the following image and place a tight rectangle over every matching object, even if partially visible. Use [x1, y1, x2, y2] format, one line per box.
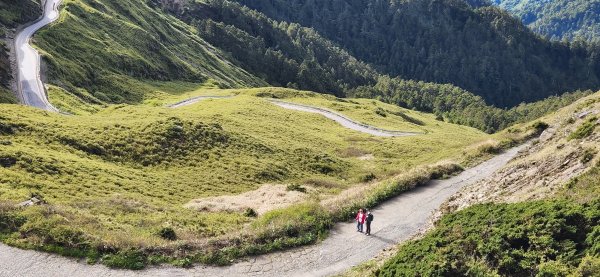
[102, 250, 147, 270]
[375, 107, 387, 117]
[531, 121, 549, 134]
[359, 173, 377, 183]
[243, 208, 258, 217]
[378, 200, 600, 276]
[581, 148, 597, 164]
[569, 117, 598, 140]
[158, 227, 177, 241]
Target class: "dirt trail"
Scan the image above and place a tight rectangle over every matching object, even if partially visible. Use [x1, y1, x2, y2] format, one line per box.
[0, 145, 527, 277]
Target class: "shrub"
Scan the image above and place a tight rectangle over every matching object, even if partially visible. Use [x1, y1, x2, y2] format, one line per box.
[389, 110, 426, 126]
[102, 250, 147, 270]
[531, 121, 550, 134]
[0, 206, 26, 232]
[252, 202, 332, 241]
[378, 200, 600, 276]
[581, 148, 597, 164]
[158, 227, 177, 241]
[0, 155, 16, 168]
[569, 117, 597, 140]
[243, 208, 257, 217]
[375, 107, 387, 117]
[359, 173, 377, 183]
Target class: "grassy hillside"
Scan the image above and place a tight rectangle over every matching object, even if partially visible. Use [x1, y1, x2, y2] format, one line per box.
[34, 0, 265, 104]
[0, 0, 42, 104]
[0, 0, 580, 133]
[0, 88, 497, 268]
[491, 0, 600, 42]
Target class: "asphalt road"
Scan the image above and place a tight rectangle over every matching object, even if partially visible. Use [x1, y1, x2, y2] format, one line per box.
[171, 96, 420, 137]
[0, 145, 527, 277]
[14, 0, 61, 112]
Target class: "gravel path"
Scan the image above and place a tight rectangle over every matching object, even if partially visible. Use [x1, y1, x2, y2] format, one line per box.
[0, 145, 526, 277]
[14, 0, 61, 112]
[171, 96, 420, 137]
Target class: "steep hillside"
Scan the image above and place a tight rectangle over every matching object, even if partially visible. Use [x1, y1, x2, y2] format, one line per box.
[442, 92, 600, 210]
[0, 88, 493, 268]
[348, 91, 600, 276]
[491, 0, 600, 42]
[0, 0, 41, 103]
[147, 0, 592, 133]
[34, 0, 265, 104]
[2, 0, 583, 133]
[234, 0, 600, 108]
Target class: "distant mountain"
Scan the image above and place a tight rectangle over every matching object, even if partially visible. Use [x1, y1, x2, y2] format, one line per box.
[490, 0, 600, 42]
[233, 0, 600, 108]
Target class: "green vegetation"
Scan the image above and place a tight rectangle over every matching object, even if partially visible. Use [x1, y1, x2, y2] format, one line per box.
[361, 92, 600, 277]
[491, 0, 600, 42]
[233, 0, 600, 108]
[568, 116, 598, 140]
[0, 0, 40, 28]
[35, 0, 265, 104]
[378, 200, 600, 276]
[0, 88, 494, 268]
[18, 0, 589, 133]
[562, 160, 600, 204]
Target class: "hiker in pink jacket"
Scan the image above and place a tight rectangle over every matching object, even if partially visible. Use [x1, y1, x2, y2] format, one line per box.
[355, 208, 366, 232]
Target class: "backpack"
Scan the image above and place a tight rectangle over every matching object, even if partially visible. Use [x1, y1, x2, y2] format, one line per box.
[368, 213, 374, 222]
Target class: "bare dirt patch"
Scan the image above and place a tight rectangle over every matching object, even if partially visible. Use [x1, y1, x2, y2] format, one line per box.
[185, 184, 310, 215]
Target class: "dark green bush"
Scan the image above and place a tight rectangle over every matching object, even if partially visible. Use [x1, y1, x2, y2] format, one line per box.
[243, 208, 258, 217]
[158, 227, 177, 241]
[581, 148, 597, 164]
[531, 121, 550, 134]
[102, 250, 147, 270]
[378, 200, 600, 276]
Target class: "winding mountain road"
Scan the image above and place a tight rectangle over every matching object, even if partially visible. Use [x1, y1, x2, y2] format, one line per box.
[171, 97, 420, 137]
[14, 0, 61, 112]
[0, 144, 527, 277]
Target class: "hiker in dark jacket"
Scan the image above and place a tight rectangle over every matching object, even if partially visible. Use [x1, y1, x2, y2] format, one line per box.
[365, 210, 374, 236]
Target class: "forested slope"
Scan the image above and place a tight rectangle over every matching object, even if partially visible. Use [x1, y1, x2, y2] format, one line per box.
[491, 0, 600, 42]
[234, 0, 600, 108]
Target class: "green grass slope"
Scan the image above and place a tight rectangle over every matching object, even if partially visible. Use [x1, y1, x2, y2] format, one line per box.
[34, 0, 265, 104]
[0, 88, 493, 268]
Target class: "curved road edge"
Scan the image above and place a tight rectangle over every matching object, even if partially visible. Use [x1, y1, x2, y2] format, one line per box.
[14, 0, 62, 112]
[170, 96, 422, 137]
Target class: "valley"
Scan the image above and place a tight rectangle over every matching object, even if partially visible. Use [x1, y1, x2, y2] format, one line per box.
[0, 0, 599, 276]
